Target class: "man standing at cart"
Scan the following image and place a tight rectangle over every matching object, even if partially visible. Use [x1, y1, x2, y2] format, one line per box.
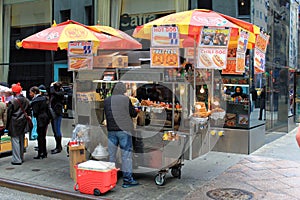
[104, 82, 139, 188]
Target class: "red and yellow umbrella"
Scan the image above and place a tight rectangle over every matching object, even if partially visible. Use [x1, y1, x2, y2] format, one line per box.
[133, 9, 260, 48]
[17, 20, 100, 52]
[88, 25, 142, 50]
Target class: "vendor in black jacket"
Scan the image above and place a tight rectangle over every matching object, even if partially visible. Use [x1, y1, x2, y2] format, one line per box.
[104, 82, 139, 188]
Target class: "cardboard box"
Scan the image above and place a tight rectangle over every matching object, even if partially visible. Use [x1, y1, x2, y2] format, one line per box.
[0, 136, 28, 153]
[93, 55, 128, 68]
[69, 144, 86, 182]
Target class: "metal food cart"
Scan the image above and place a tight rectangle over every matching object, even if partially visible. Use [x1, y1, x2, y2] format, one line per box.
[73, 63, 221, 185]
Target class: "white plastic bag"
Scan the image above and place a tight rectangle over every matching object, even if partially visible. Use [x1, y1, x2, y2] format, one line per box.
[92, 144, 109, 160]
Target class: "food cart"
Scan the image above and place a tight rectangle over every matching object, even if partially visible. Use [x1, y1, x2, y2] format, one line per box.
[71, 45, 222, 186]
[69, 10, 269, 185]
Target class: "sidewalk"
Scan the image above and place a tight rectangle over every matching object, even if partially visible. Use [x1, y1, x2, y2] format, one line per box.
[0, 127, 299, 200]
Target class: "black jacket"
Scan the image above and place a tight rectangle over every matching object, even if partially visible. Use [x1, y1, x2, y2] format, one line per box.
[104, 94, 137, 132]
[49, 86, 64, 116]
[6, 95, 31, 136]
[31, 94, 50, 127]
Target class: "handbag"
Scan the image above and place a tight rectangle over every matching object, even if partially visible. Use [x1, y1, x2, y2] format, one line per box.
[15, 98, 33, 131]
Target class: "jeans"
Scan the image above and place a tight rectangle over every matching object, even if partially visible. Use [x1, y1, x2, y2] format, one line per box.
[51, 115, 62, 137]
[108, 131, 134, 182]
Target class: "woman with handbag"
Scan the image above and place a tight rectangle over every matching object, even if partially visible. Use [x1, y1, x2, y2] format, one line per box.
[6, 83, 31, 165]
[29, 86, 50, 159]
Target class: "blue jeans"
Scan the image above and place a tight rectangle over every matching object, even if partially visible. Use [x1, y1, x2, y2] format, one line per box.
[51, 115, 62, 137]
[108, 131, 134, 182]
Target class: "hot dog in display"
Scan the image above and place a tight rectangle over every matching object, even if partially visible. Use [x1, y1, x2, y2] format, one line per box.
[212, 54, 224, 67]
[199, 53, 212, 67]
[69, 48, 85, 54]
[153, 36, 170, 44]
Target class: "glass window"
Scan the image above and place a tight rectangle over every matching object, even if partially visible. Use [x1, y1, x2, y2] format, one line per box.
[238, 0, 250, 16]
[60, 9, 71, 22]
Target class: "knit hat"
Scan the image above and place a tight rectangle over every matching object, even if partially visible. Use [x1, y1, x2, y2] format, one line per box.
[38, 84, 47, 93]
[11, 82, 22, 94]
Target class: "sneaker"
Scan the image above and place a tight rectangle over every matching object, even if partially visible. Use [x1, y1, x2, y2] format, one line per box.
[122, 180, 139, 188]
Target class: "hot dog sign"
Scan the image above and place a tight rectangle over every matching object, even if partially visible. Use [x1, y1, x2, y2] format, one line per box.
[68, 41, 93, 56]
[151, 25, 179, 47]
[197, 27, 231, 69]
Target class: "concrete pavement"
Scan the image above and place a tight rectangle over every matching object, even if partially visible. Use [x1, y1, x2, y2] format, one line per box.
[0, 123, 299, 199]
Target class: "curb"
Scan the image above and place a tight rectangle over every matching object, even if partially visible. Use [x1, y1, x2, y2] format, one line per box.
[0, 177, 110, 200]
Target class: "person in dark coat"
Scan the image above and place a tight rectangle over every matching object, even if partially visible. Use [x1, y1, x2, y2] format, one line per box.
[258, 86, 266, 120]
[49, 82, 64, 154]
[30, 86, 50, 159]
[6, 83, 31, 165]
[104, 82, 139, 188]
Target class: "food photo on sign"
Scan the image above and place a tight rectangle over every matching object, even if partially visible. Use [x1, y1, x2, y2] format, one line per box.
[150, 48, 179, 68]
[151, 25, 179, 47]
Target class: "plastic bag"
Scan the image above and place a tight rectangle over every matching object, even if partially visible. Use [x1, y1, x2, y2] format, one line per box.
[72, 124, 90, 143]
[92, 144, 109, 160]
[30, 116, 38, 140]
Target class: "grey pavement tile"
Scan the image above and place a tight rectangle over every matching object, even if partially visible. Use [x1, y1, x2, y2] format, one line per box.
[270, 160, 300, 169]
[247, 179, 291, 191]
[239, 169, 285, 180]
[242, 162, 273, 171]
[244, 155, 280, 163]
[271, 167, 300, 177]
[281, 187, 300, 200]
[254, 190, 296, 200]
[278, 177, 300, 188]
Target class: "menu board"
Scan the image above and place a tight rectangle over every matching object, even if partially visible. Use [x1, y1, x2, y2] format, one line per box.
[197, 27, 231, 69]
[151, 26, 179, 47]
[68, 41, 93, 71]
[150, 48, 179, 68]
[254, 32, 270, 73]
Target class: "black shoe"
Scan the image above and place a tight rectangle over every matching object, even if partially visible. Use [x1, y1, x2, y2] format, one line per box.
[51, 148, 61, 154]
[11, 162, 22, 165]
[122, 180, 139, 188]
[258, 118, 262, 120]
[34, 154, 47, 159]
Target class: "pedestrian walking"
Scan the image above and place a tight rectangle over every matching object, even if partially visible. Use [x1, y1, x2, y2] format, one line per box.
[258, 86, 266, 120]
[49, 82, 64, 154]
[6, 83, 31, 165]
[29, 86, 50, 159]
[104, 82, 139, 188]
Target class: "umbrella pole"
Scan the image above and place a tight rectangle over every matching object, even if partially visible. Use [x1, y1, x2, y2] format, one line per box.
[193, 35, 197, 105]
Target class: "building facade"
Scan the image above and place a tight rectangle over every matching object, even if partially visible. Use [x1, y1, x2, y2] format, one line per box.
[0, 0, 299, 133]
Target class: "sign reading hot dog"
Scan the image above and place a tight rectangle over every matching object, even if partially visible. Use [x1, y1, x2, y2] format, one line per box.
[150, 47, 179, 68]
[197, 47, 227, 69]
[68, 41, 93, 56]
[151, 26, 179, 47]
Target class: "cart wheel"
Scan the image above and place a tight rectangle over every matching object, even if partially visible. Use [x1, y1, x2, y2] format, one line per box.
[154, 174, 166, 186]
[171, 168, 181, 178]
[74, 183, 79, 191]
[94, 188, 101, 196]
